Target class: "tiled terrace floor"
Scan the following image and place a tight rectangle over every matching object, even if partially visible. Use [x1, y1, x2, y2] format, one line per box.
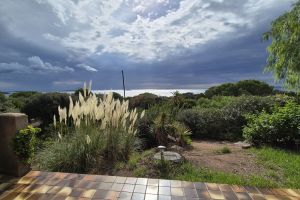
[0, 171, 300, 200]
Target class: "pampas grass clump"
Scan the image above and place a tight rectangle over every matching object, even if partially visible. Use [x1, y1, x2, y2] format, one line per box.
[36, 81, 145, 173]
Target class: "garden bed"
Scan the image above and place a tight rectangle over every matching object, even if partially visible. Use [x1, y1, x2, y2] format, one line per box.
[76, 140, 300, 189]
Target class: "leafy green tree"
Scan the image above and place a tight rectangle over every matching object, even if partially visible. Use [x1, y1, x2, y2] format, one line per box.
[264, 1, 300, 89]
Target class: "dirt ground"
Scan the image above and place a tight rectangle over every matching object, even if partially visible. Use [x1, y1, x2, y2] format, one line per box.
[182, 140, 267, 176]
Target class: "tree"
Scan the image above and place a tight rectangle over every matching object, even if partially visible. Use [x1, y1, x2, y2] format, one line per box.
[264, 1, 300, 90]
[204, 80, 273, 97]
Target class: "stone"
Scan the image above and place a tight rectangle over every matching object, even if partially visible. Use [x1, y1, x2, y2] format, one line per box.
[153, 151, 183, 162]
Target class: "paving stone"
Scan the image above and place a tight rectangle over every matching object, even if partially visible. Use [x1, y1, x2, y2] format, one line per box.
[122, 184, 135, 192]
[208, 190, 224, 199]
[183, 188, 198, 198]
[244, 186, 260, 194]
[196, 190, 210, 199]
[69, 188, 85, 197]
[98, 182, 113, 190]
[112, 183, 124, 191]
[182, 181, 194, 189]
[170, 180, 182, 188]
[136, 178, 148, 185]
[159, 195, 172, 200]
[249, 193, 266, 200]
[116, 177, 127, 184]
[171, 196, 185, 200]
[118, 191, 132, 200]
[1, 171, 299, 200]
[93, 189, 118, 199]
[205, 183, 219, 191]
[218, 184, 232, 192]
[159, 180, 171, 187]
[231, 185, 246, 193]
[132, 193, 145, 200]
[235, 192, 253, 200]
[125, 177, 137, 184]
[222, 191, 238, 200]
[148, 179, 159, 186]
[80, 189, 96, 198]
[145, 193, 158, 200]
[159, 187, 171, 195]
[171, 187, 184, 196]
[194, 183, 206, 190]
[134, 185, 147, 193]
[147, 186, 159, 194]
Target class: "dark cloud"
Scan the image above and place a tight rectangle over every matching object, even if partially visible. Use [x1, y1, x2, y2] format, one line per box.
[0, 0, 296, 91]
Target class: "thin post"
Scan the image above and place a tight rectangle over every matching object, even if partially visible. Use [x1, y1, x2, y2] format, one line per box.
[122, 70, 126, 98]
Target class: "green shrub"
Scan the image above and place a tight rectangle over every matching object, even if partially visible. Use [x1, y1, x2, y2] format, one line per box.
[36, 84, 144, 173]
[13, 125, 41, 164]
[136, 116, 157, 149]
[9, 91, 41, 110]
[129, 93, 158, 109]
[22, 93, 69, 126]
[243, 101, 300, 148]
[36, 125, 106, 172]
[0, 92, 5, 102]
[205, 80, 274, 98]
[178, 95, 292, 141]
[177, 108, 230, 140]
[196, 96, 235, 109]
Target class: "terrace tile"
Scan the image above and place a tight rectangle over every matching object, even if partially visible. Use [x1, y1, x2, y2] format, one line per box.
[159, 186, 171, 195]
[134, 184, 147, 193]
[0, 171, 299, 200]
[208, 190, 224, 199]
[145, 193, 158, 200]
[147, 186, 159, 194]
[122, 184, 135, 192]
[170, 180, 182, 188]
[148, 179, 159, 186]
[132, 193, 145, 200]
[205, 183, 219, 191]
[118, 191, 132, 200]
[136, 178, 148, 185]
[171, 187, 184, 196]
[159, 179, 171, 187]
[125, 177, 137, 184]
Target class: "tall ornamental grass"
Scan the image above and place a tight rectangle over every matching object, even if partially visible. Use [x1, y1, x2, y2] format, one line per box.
[36, 81, 145, 172]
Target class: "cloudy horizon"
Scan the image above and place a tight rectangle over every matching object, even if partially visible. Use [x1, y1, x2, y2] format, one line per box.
[0, 0, 296, 92]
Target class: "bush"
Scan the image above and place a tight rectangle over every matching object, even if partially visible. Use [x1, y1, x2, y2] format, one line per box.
[22, 93, 69, 126]
[9, 91, 41, 110]
[243, 101, 300, 148]
[36, 85, 144, 173]
[178, 95, 292, 141]
[13, 125, 41, 164]
[205, 80, 274, 98]
[129, 93, 158, 109]
[177, 108, 230, 140]
[196, 96, 235, 109]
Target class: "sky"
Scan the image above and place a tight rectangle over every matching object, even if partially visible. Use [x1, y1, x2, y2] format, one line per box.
[0, 0, 296, 91]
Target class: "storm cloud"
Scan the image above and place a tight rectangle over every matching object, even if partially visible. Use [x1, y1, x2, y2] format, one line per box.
[0, 0, 296, 91]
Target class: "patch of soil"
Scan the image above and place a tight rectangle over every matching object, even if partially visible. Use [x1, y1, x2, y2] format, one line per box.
[182, 140, 266, 176]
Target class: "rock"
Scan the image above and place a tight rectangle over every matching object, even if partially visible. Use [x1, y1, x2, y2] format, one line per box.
[154, 151, 183, 162]
[234, 141, 252, 149]
[170, 145, 184, 152]
[242, 144, 251, 149]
